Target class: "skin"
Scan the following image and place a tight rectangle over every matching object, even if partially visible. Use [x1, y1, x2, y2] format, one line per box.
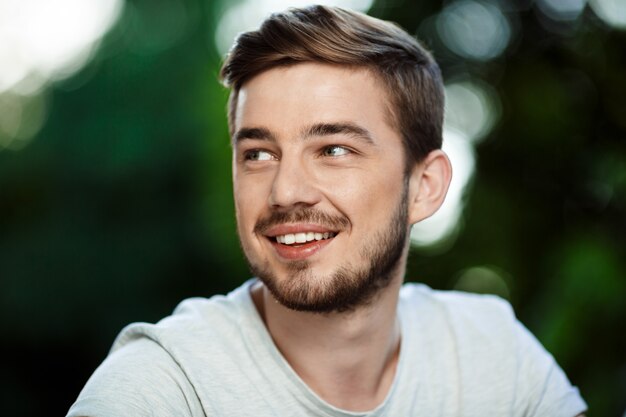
[232, 62, 452, 411]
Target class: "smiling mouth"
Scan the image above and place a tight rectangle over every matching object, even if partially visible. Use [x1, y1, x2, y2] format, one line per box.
[274, 232, 337, 246]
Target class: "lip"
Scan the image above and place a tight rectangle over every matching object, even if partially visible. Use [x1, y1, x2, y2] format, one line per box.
[269, 236, 335, 260]
[262, 223, 338, 260]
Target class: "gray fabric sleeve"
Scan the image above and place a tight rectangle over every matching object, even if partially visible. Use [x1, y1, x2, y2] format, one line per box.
[513, 321, 587, 417]
[66, 338, 204, 417]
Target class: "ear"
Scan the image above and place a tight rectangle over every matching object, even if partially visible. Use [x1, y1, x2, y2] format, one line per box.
[407, 150, 453, 225]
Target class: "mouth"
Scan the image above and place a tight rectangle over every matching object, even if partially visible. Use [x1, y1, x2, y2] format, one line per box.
[263, 225, 339, 260]
[274, 231, 337, 246]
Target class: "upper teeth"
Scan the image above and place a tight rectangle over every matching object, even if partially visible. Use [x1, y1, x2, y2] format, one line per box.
[276, 232, 336, 245]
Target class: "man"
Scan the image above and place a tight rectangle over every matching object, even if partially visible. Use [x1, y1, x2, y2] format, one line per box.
[68, 5, 587, 416]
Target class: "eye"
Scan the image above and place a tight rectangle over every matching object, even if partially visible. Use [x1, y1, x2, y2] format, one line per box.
[322, 145, 350, 157]
[244, 149, 275, 161]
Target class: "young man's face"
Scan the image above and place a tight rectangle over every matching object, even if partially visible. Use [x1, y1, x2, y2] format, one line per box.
[232, 63, 412, 313]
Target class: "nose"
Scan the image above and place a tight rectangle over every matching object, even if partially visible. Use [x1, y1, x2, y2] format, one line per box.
[268, 156, 321, 209]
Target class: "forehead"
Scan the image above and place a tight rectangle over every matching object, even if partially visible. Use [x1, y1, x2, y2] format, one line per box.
[233, 63, 395, 137]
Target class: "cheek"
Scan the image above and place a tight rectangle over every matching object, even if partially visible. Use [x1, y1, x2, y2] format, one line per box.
[319, 171, 401, 224]
[324, 172, 392, 219]
[324, 166, 402, 199]
[234, 176, 270, 223]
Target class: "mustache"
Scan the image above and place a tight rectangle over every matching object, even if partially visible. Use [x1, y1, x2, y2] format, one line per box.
[254, 208, 350, 235]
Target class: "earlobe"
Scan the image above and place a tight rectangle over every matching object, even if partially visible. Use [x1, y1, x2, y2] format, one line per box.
[407, 150, 453, 225]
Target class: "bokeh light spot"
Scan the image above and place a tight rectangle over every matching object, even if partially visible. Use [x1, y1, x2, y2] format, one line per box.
[589, 0, 626, 29]
[452, 265, 512, 299]
[0, 0, 124, 94]
[437, 0, 511, 61]
[444, 78, 501, 144]
[0, 0, 124, 152]
[0, 92, 48, 151]
[536, 0, 586, 21]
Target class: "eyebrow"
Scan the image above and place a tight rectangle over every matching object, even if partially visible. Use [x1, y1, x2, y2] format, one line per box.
[233, 122, 374, 144]
[233, 127, 276, 143]
[302, 122, 374, 144]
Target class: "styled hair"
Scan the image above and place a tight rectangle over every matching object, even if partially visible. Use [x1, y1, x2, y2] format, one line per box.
[220, 5, 444, 165]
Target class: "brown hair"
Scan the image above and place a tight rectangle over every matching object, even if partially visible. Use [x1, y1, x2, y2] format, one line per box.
[220, 5, 444, 165]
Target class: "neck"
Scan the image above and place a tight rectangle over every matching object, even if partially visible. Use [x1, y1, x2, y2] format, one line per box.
[251, 275, 403, 412]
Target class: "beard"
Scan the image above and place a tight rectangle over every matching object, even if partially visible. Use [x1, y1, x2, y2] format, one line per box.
[242, 183, 410, 314]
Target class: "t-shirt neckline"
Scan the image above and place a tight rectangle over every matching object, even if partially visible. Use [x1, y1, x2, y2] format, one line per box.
[234, 278, 410, 417]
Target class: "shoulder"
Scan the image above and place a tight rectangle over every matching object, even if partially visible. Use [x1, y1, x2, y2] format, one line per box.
[399, 283, 587, 417]
[401, 283, 521, 375]
[400, 283, 522, 376]
[113, 280, 255, 352]
[67, 280, 257, 417]
[67, 338, 203, 417]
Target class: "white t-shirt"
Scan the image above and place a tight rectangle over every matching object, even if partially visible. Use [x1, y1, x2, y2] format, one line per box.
[67, 280, 587, 416]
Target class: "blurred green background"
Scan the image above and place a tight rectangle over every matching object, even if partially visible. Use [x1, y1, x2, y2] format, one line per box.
[0, 0, 624, 416]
